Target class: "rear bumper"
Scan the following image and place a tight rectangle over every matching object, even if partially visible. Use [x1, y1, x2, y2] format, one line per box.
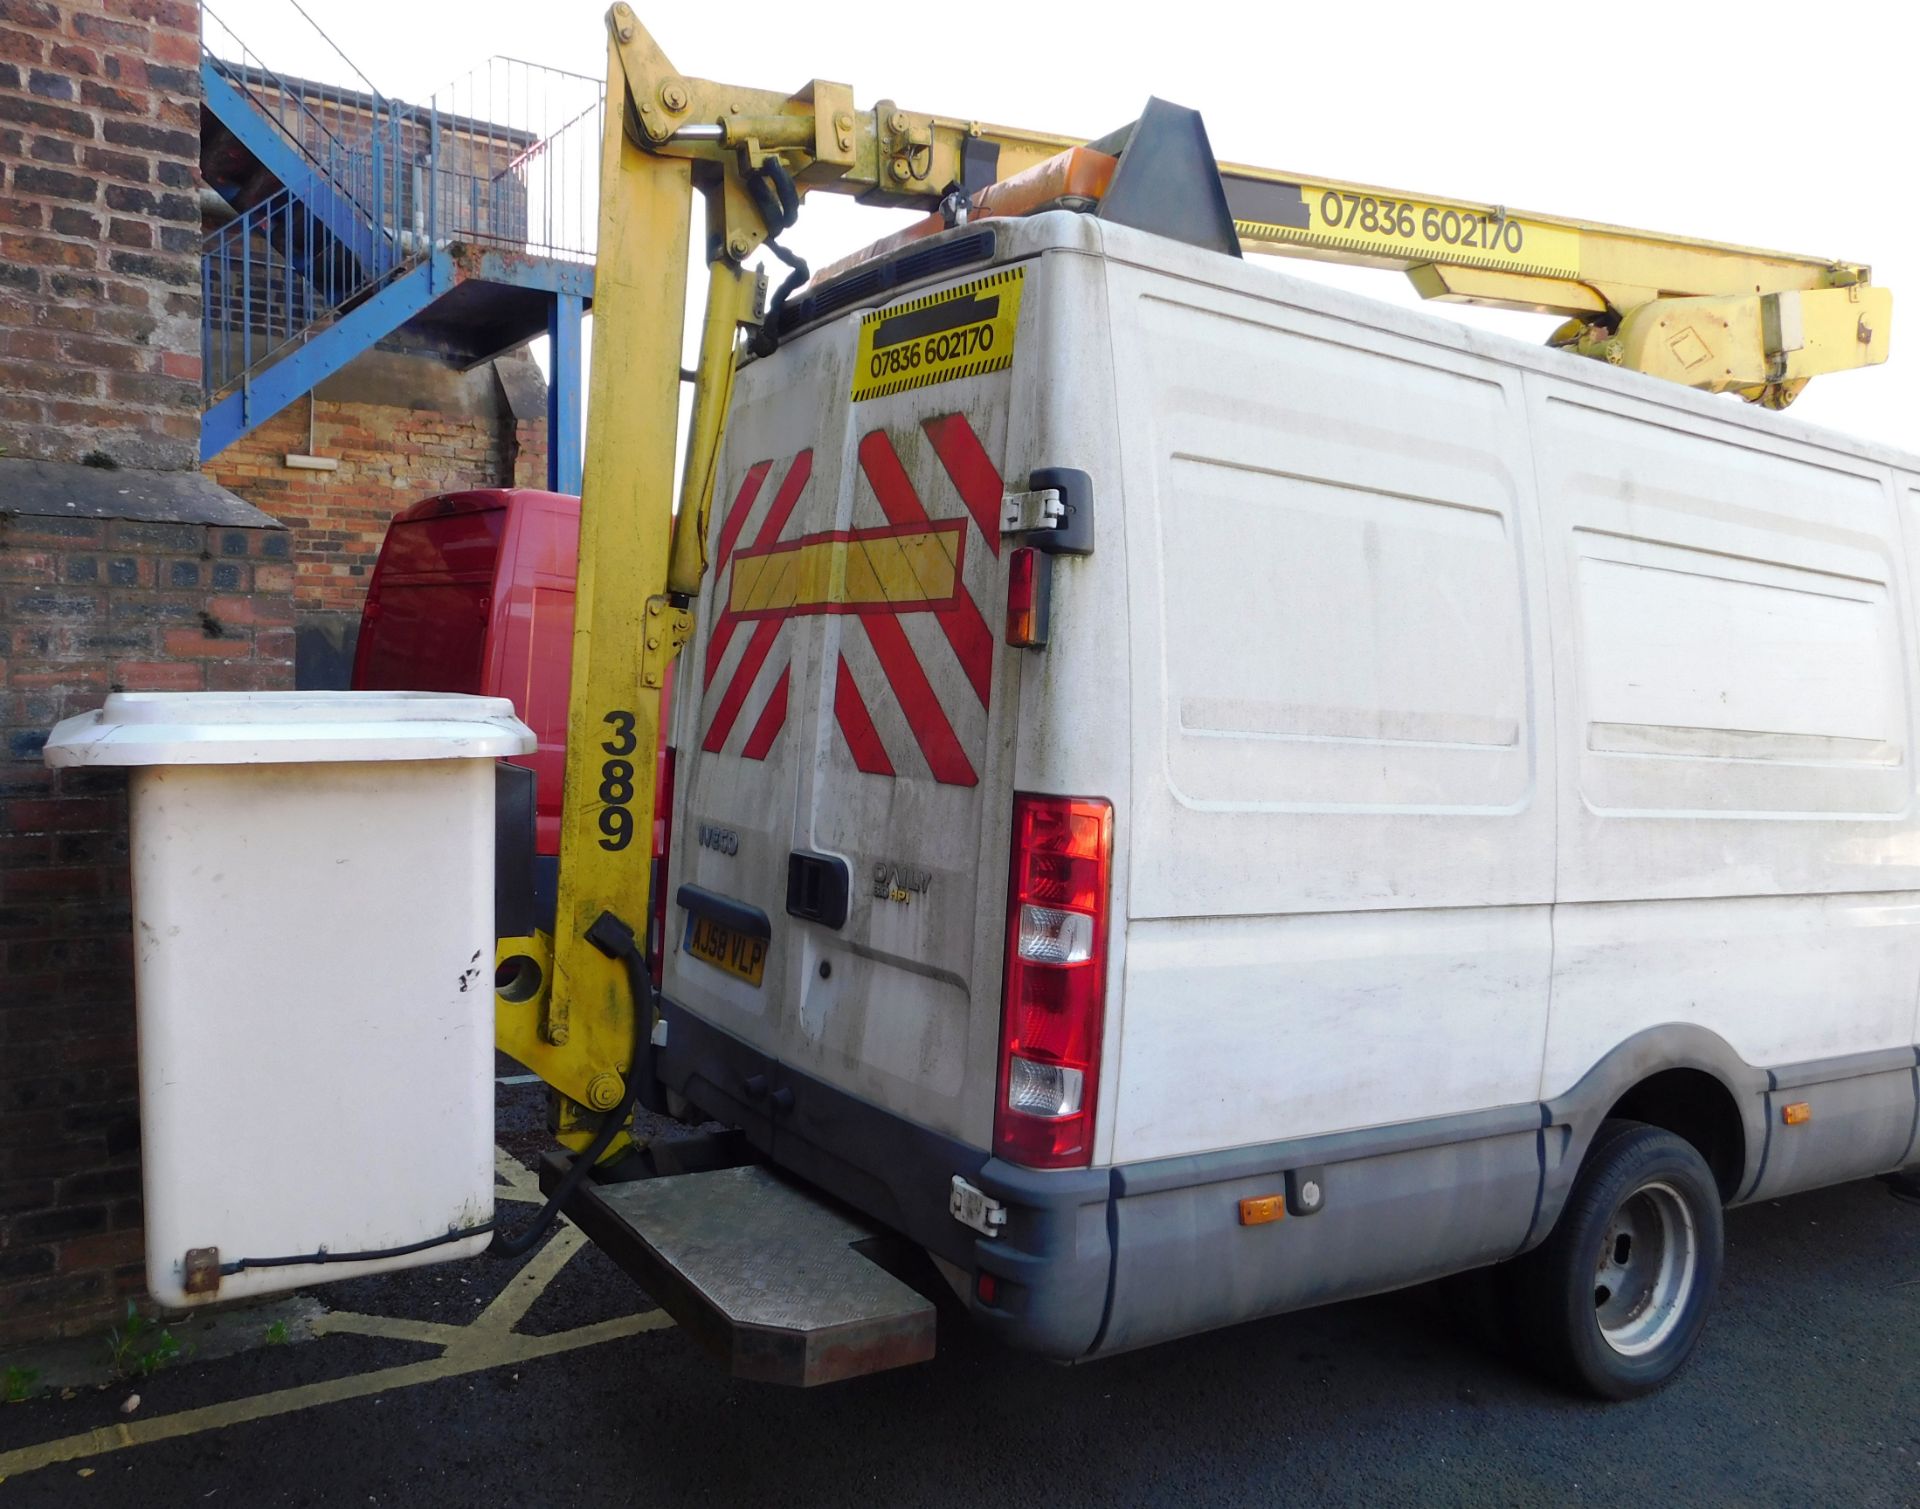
[656, 996, 1113, 1361]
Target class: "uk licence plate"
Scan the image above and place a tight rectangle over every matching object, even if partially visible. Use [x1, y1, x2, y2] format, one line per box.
[685, 915, 767, 987]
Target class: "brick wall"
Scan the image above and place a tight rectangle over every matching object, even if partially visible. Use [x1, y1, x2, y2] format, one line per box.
[511, 411, 549, 491]
[203, 350, 551, 686]
[0, 0, 204, 470]
[0, 0, 303, 1344]
[205, 397, 512, 619]
[0, 507, 292, 1343]
[0, 0, 553, 1340]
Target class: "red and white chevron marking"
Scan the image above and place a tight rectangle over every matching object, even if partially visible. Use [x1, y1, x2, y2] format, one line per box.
[699, 412, 1006, 788]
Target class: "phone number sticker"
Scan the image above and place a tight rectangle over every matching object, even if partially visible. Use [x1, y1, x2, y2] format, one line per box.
[1239, 184, 1580, 280]
[851, 266, 1024, 402]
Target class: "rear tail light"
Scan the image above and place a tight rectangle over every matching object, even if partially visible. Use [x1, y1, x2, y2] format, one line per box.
[648, 745, 677, 990]
[1005, 547, 1053, 649]
[994, 793, 1113, 1169]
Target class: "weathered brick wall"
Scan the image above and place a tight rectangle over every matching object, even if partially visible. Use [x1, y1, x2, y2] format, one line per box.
[0, 510, 292, 1343]
[0, 0, 553, 1339]
[203, 351, 551, 686]
[0, 0, 301, 1344]
[205, 397, 512, 619]
[511, 412, 549, 491]
[0, 0, 204, 470]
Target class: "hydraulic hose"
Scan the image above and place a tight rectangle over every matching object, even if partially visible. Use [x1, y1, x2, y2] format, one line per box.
[741, 155, 810, 357]
[490, 907, 655, 1258]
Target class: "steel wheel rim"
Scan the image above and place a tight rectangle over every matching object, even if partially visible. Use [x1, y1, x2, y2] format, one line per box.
[1592, 1179, 1697, 1357]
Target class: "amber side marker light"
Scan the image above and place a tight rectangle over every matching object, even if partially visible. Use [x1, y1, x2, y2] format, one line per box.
[1782, 1101, 1812, 1125]
[1238, 1195, 1285, 1227]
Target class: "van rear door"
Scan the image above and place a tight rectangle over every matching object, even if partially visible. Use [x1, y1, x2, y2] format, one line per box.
[667, 264, 1027, 1150]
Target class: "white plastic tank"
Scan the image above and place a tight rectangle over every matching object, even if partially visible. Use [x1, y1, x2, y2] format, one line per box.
[43, 691, 535, 1307]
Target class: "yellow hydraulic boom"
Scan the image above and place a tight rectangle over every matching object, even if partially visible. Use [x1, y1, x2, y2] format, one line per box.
[493, 7, 1896, 1158]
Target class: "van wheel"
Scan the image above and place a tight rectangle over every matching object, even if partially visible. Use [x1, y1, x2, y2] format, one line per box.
[1516, 1119, 1723, 1400]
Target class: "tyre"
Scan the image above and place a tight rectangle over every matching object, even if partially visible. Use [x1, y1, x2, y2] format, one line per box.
[1514, 1118, 1724, 1400]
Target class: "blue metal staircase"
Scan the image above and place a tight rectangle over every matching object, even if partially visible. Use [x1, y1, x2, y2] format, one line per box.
[197, 5, 597, 490]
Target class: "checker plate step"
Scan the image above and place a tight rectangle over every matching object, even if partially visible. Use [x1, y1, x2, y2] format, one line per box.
[540, 1156, 937, 1386]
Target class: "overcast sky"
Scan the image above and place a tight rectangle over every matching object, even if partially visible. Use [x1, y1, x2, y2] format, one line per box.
[229, 0, 1916, 453]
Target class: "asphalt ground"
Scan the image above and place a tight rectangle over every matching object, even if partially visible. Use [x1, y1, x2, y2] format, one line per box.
[2, 1075, 1918, 1506]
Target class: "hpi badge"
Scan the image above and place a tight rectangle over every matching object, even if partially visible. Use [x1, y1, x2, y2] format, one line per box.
[851, 267, 1024, 402]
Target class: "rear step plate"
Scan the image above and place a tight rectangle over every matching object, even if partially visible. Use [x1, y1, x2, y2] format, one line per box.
[540, 1156, 937, 1386]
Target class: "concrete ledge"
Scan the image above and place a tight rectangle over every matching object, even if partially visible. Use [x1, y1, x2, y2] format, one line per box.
[0, 457, 282, 528]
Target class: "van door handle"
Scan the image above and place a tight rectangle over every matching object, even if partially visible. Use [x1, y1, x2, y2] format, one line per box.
[786, 850, 850, 930]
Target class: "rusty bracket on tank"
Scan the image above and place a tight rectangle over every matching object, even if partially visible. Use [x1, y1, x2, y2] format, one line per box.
[183, 1245, 221, 1296]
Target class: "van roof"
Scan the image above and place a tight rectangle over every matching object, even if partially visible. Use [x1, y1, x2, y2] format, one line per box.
[781, 210, 1920, 475]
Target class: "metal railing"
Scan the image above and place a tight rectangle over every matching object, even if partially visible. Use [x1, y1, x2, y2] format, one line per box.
[200, 1, 602, 403]
[202, 184, 369, 403]
[200, 4, 402, 259]
[419, 55, 603, 263]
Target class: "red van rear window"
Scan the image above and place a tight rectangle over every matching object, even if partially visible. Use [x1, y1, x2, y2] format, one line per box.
[355, 511, 506, 695]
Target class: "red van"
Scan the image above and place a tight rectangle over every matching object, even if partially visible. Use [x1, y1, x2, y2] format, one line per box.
[352, 488, 671, 931]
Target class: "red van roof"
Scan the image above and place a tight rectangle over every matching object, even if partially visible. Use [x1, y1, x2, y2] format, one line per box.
[390, 487, 579, 522]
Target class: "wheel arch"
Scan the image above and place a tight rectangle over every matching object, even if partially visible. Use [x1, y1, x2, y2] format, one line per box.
[1603, 1069, 1748, 1201]
[1526, 1025, 1768, 1248]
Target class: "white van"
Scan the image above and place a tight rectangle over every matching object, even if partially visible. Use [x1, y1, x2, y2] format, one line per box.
[656, 206, 1920, 1398]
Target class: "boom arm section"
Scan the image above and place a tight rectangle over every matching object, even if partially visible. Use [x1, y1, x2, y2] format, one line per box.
[1221, 167, 1888, 408]
[602, 6, 1888, 405]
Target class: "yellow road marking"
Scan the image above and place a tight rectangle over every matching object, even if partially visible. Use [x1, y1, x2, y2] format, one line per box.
[0, 1148, 675, 1483]
[462, 1224, 588, 1340]
[0, 1313, 673, 1481]
[495, 1147, 543, 1202]
[307, 1311, 468, 1348]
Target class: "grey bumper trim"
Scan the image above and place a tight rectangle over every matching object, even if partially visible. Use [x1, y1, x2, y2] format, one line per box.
[1768, 1045, 1920, 1092]
[1112, 1102, 1549, 1199]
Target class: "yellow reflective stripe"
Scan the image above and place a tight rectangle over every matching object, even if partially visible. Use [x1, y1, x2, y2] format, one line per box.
[729, 528, 958, 615]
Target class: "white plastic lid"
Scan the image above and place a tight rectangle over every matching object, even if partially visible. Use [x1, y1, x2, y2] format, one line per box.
[43, 691, 537, 767]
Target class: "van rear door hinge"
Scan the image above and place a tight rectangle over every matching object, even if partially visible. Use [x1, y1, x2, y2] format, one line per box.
[1002, 487, 1065, 536]
[1003, 468, 1094, 555]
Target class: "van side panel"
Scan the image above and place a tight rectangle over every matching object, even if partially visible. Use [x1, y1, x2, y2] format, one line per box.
[1528, 377, 1920, 1102]
[1103, 262, 1556, 1164]
[1896, 473, 1920, 1052]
